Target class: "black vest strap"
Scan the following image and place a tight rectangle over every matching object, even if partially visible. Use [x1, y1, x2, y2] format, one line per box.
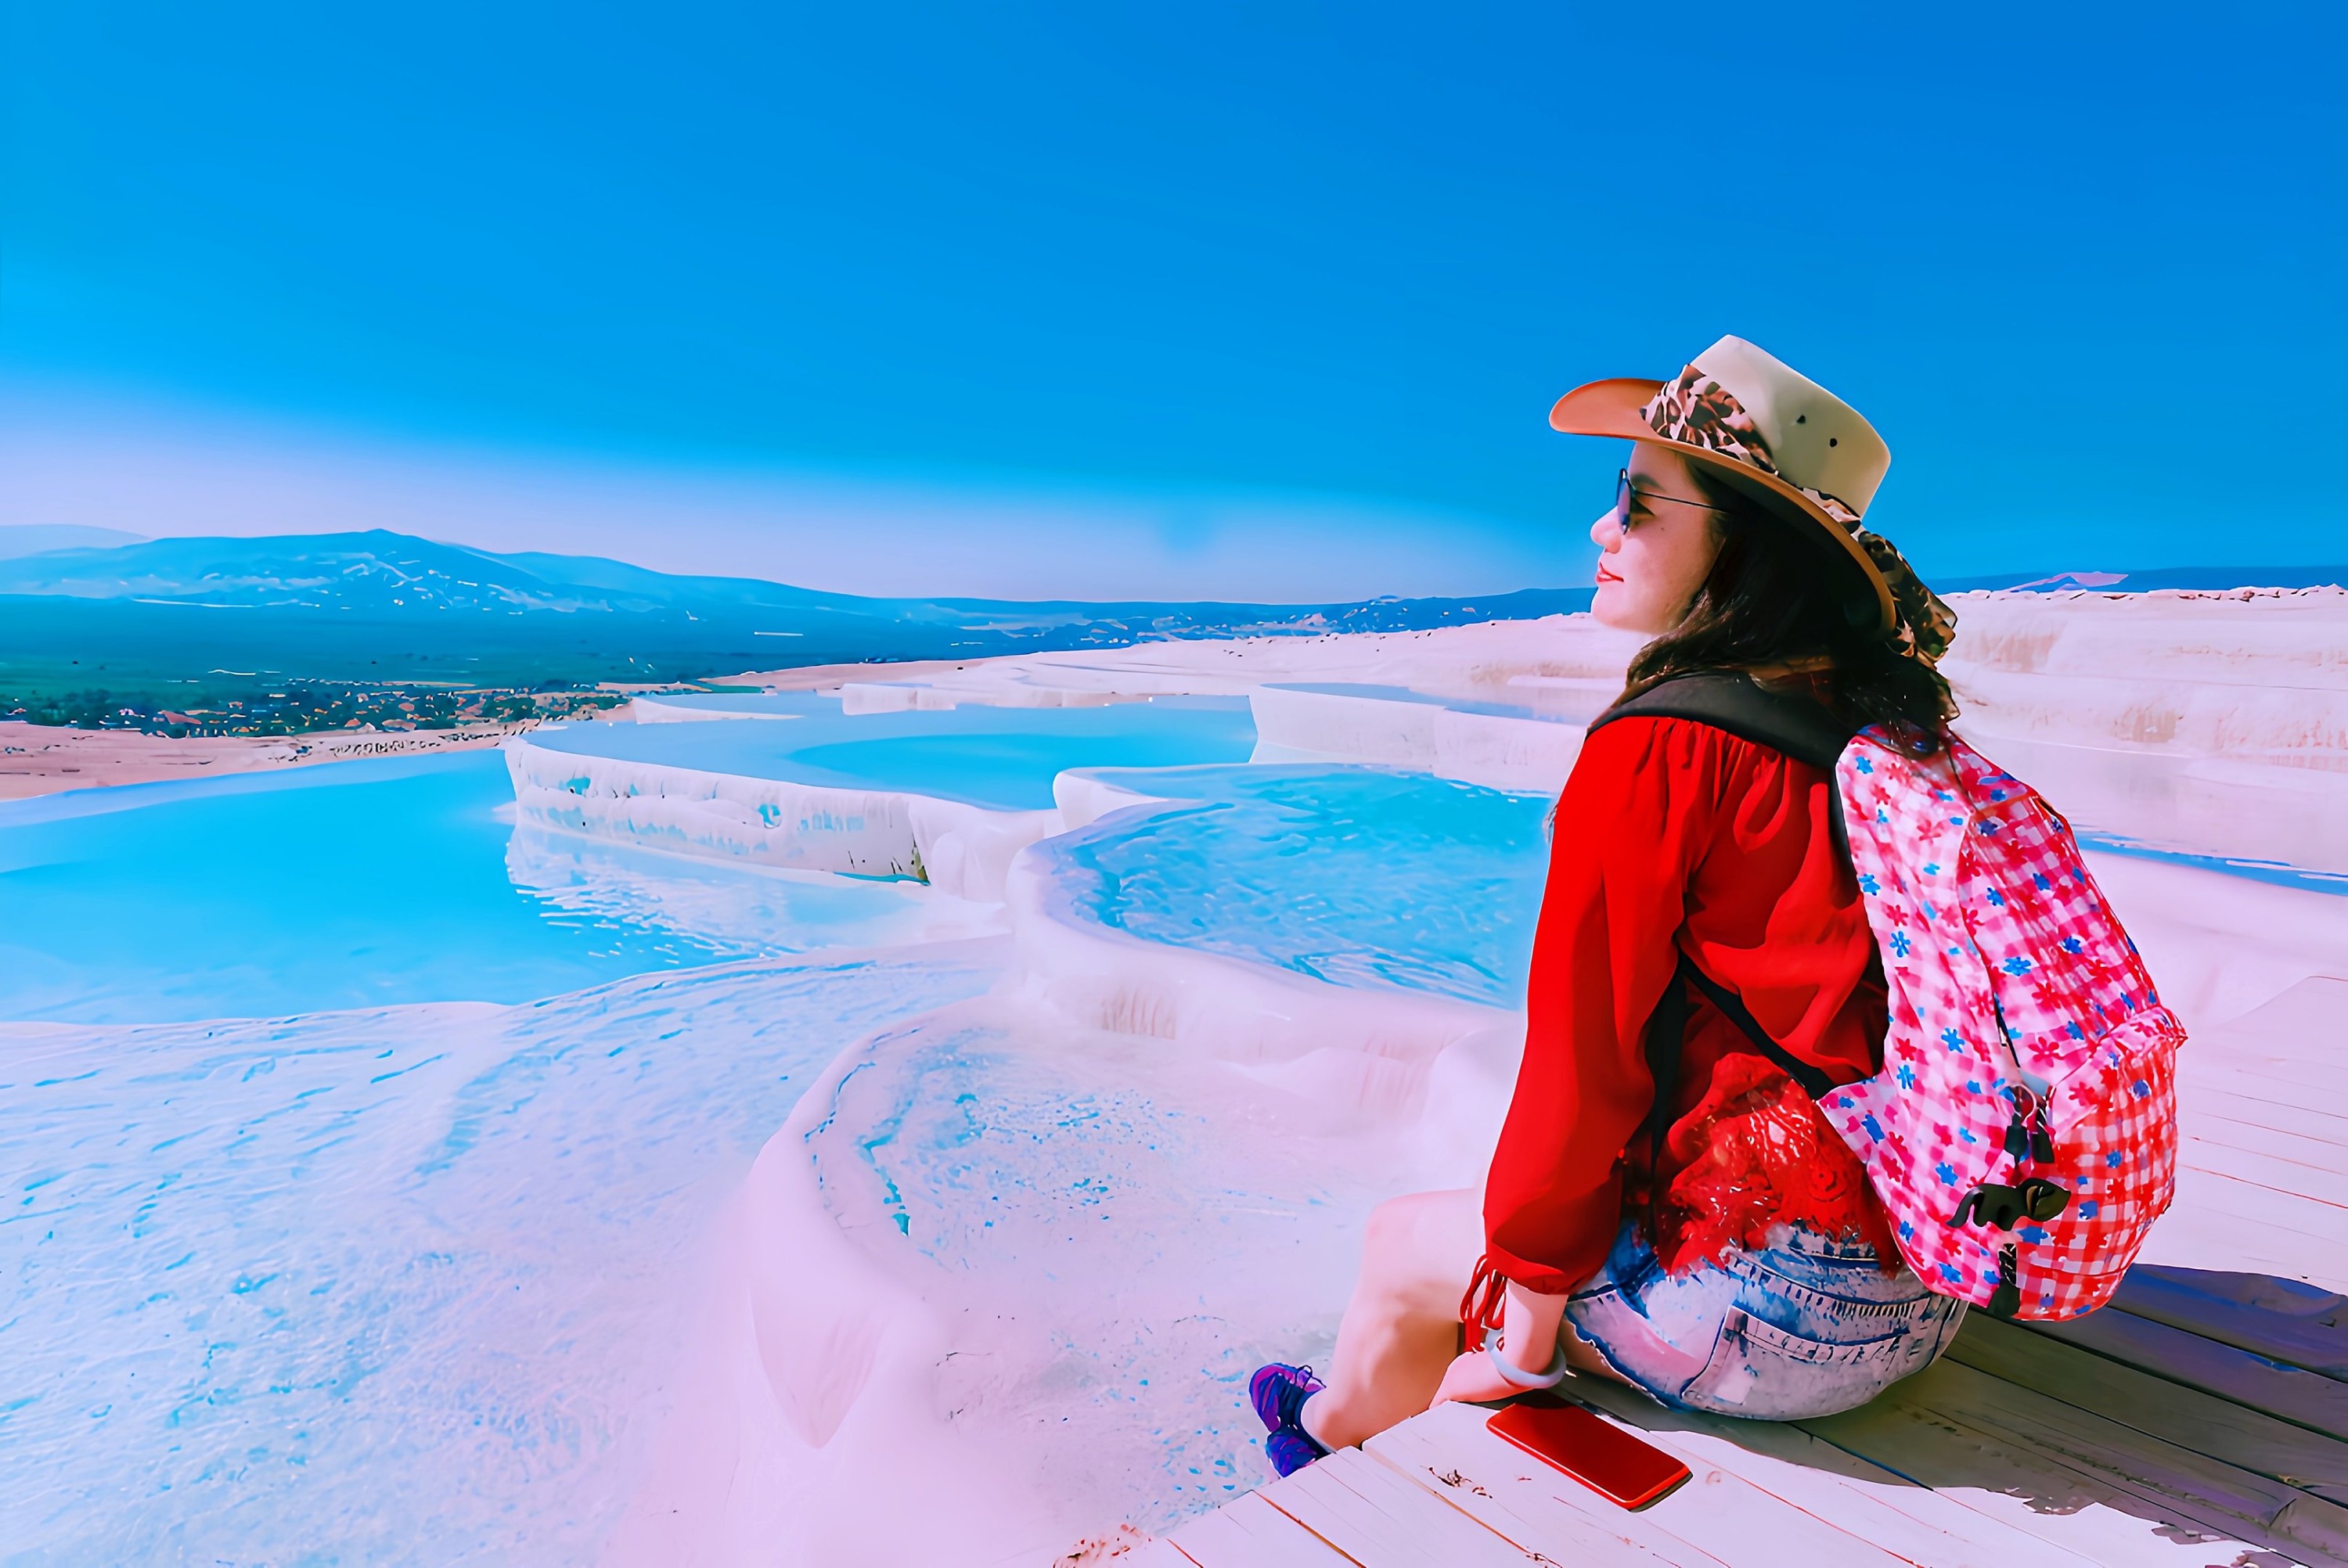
[1617, 674, 1858, 1239]
[1640, 958, 1689, 1245]
[1677, 953, 1837, 1099]
[1589, 670, 1858, 771]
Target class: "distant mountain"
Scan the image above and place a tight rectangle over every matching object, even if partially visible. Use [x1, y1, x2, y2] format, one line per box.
[1938, 566, 2348, 592]
[0, 529, 1594, 703]
[0, 524, 149, 560]
[0, 530, 862, 617]
[0, 527, 1588, 631]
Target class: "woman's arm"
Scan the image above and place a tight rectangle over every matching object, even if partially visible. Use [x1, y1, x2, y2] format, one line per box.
[1430, 721, 1729, 1405]
[1479, 717, 1727, 1294]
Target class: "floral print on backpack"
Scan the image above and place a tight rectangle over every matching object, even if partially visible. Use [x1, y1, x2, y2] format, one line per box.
[1824, 729, 2184, 1320]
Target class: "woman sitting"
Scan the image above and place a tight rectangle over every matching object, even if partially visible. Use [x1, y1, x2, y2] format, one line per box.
[1251, 336, 1968, 1473]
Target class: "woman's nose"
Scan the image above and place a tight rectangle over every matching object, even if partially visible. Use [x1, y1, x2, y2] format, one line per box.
[1590, 510, 1620, 551]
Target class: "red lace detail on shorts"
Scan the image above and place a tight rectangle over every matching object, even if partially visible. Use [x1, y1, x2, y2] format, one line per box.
[1655, 1054, 1899, 1276]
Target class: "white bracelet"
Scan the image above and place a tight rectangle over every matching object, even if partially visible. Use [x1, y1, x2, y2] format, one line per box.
[1486, 1334, 1569, 1390]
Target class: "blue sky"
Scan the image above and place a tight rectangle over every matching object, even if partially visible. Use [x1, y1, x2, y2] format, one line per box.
[4, 2, 2342, 598]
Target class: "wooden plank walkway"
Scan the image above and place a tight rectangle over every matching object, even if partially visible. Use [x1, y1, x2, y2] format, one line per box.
[1134, 976, 2348, 1568]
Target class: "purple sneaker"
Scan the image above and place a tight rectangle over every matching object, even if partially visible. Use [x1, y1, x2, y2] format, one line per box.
[1265, 1422, 1329, 1478]
[1248, 1362, 1330, 1476]
[1248, 1362, 1323, 1433]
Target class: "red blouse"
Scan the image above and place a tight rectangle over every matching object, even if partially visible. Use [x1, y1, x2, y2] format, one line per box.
[1482, 714, 1892, 1296]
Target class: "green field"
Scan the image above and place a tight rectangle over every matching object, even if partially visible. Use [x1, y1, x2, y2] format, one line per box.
[0, 599, 780, 728]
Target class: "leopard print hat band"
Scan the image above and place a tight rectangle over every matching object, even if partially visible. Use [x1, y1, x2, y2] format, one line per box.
[1640, 365, 1956, 667]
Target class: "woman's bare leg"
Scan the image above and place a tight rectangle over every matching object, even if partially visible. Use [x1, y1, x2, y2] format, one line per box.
[1299, 1187, 1484, 1451]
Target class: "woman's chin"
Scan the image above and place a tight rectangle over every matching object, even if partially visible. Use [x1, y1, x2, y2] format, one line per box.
[1590, 582, 1639, 631]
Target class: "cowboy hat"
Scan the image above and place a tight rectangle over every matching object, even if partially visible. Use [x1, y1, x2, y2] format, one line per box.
[1549, 336, 1915, 642]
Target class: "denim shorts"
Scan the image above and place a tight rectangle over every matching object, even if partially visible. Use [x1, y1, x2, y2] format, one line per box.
[1561, 1221, 1965, 1421]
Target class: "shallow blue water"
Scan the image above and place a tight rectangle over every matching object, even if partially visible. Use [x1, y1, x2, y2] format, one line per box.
[0, 753, 935, 1023]
[9, 730, 2323, 1036]
[528, 697, 1257, 810]
[1045, 764, 1553, 1007]
[2076, 832, 2348, 895]
[639, 691, 842, 717]
[1039, 770, 2347, 1014]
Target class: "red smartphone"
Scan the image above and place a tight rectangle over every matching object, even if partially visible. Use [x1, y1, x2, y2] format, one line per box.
[1486, 1399, 1693, 1511]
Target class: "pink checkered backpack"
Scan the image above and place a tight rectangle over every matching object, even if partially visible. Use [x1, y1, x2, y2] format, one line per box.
[1598, 674, 2185, 1321]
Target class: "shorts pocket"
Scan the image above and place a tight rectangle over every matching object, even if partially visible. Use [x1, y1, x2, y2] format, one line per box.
[1676, 1304, 1950, 1420]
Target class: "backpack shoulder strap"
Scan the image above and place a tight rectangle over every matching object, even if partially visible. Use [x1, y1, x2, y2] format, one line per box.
[1589, 671, 1858, 771]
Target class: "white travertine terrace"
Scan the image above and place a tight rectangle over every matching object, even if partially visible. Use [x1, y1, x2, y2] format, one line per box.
[506, 739, 1064, 902]
[1943, 588, 2348, 877]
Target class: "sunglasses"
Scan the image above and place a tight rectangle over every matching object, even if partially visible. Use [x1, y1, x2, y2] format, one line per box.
[1612, 468, 1734, 533]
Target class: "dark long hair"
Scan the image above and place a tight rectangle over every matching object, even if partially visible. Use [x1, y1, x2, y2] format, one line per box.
[1619, 469, 1957, 746]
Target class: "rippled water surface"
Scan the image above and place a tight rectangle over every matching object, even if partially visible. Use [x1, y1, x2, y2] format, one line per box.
[1043, 764, 1552, 1006]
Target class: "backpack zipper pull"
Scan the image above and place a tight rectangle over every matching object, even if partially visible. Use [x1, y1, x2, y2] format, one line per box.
[1988, 1244, 2021, 1319]
[2013, 1084, 2057, 1163]
[2004, 1084, 2037, 1163]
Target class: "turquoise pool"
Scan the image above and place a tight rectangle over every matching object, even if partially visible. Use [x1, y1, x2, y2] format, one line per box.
[0, 753, 937, 1024]
[528, 697, 1258, 811]
[1042, 764, 1553, 1008]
